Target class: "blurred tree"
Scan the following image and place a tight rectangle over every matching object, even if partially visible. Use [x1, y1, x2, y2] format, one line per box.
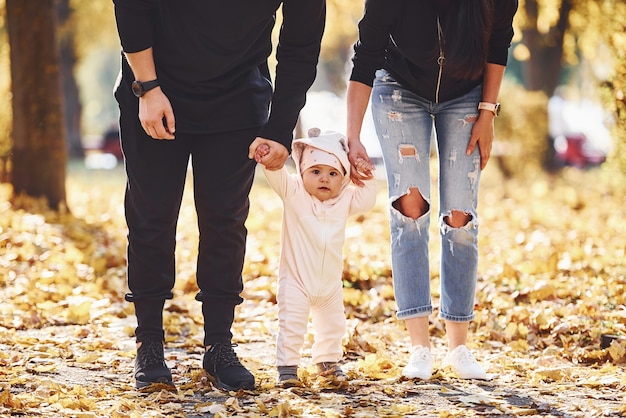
[56, 0, 119, 157]
[317, 0, 363, 92]
[594, 0, 626, 172]
[515, 0, 621, 95]
[58, 0, 83, 159]
[516, 0, 573, 96]
[268, 0, 362, 94]
[507, 0, 626, 174]
[0, 0, 10, 182]
[6, 0, 67, 210]
[71, 1, 120, 139]
[70, 0, 119, 55]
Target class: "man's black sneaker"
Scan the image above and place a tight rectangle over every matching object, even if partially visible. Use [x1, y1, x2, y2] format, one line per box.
[134, 339, 174, 389]
[203, 343, 255, 391]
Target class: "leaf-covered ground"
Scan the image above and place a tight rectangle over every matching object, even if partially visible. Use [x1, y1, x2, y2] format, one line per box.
[1, 161, 625, 417]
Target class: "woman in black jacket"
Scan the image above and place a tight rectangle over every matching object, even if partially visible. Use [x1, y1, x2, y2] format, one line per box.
[346, 0, 518, 381]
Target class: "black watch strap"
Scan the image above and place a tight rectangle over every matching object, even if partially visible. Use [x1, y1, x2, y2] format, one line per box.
[131, 79, 160, 97]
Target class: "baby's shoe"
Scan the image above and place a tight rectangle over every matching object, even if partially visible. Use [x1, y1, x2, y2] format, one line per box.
[277, 365, 301, 388]
[402, 345, 433, 380]
[316, 362, 348, 381]
[443, 345, 490, 380]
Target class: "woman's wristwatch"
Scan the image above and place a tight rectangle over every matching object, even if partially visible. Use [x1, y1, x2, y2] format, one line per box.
[478, 102, 501, 116]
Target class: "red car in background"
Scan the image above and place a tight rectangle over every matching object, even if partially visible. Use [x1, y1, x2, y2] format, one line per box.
[100, 126, 123, 161]
[553, 132, 607, 168]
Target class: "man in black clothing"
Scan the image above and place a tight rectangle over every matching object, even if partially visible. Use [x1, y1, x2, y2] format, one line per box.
[112, 0, 326, 391]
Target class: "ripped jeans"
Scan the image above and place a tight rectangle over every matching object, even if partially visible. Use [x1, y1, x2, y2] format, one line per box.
[372, 69, 482, 322]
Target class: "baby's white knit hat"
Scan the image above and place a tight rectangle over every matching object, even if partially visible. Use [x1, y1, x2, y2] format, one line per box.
[299, 146, 345, 174]
[292, 128, 350, 177]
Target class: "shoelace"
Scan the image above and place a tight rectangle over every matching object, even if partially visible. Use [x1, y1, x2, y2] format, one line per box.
[452, 347, 476, 365]
[410, 348, 431, 364]
[318, 362, 347, 377]
[318, 362, 338, 371]
[207, 343, 243, 370]
[137, 340, 164, 368]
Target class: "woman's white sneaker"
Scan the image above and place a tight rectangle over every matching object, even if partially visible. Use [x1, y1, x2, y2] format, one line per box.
[402, 345, 433, 380]
[443, 345, 490, 380]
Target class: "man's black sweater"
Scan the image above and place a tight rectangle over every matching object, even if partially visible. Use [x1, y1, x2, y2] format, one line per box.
[113, 0, 325, 149]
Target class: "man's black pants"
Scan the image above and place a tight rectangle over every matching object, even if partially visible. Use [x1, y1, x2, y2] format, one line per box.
[119, 111, 258, 346]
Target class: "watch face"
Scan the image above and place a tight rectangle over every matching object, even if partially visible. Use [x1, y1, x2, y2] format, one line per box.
[131, 80, 159, 97]
[131, 81, 143, 97]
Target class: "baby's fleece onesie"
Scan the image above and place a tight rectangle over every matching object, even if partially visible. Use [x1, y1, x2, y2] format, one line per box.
[262, 133, 376, 367]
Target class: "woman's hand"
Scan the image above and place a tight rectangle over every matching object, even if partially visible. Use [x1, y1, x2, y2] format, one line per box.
[466, 112, 495, 170]
[348, 138, 375, 186]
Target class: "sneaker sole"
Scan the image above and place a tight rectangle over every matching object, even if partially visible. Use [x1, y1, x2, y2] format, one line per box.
[136, 377, 175, 390]
[456, 372, 492, 380]
[444, 362, 491, 380]
[445, 364, 491, 380]
[402, 363, 432, 380]
[207, 373, 255, 391]
[278, 378, 303, 389]
[403, 371, 432, 380]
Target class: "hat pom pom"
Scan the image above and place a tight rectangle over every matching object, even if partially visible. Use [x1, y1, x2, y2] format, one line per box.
[307, 127, 321, 138]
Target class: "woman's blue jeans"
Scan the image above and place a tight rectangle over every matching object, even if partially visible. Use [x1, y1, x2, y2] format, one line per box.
[372, 69, 482, 322]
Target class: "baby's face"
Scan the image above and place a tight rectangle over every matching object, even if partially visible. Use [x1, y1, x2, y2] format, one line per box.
[301, 164, 343, 201]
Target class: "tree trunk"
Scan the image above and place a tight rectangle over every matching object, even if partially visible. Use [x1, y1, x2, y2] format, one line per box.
[58, 0, 84, 160]
[522, 0, 573, 96]
[6, 0, 68, 211]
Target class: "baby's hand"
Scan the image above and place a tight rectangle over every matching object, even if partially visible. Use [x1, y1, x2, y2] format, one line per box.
[254, 143, 270, 163]
[355, 156, 375, 174]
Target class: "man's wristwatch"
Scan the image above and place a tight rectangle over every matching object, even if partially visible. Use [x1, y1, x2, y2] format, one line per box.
[478, 101, 501, 116]
[131, 79, 160, 98]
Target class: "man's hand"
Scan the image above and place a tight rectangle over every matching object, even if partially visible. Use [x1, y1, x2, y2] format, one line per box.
[248, 137, 289, 170]
[138, 87, 176, 140]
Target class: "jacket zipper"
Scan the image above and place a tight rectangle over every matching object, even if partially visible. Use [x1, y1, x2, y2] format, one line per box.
[320, 208, 327, 295]
[436, 16, 445, 103]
